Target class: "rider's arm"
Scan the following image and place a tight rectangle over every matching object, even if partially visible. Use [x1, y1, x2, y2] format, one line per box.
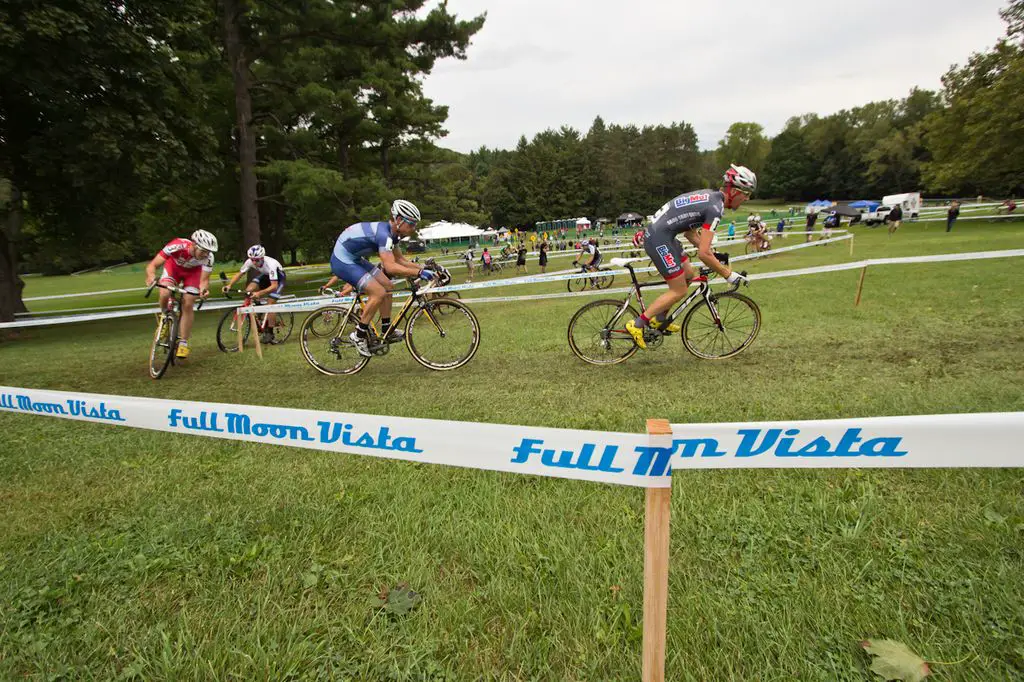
[198, 270, 211, 297]
[378, 249, 424, 278]
[689, 229, 731, 280]
[145, 253, 167, 287]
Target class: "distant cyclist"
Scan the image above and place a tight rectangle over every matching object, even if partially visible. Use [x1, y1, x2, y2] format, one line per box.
[330, 199, 439, 357]
[627, 164, 755, 348]
[145, 229, 219, 359]
[574, 237, 602, 271]
[222, 245, 287, 344]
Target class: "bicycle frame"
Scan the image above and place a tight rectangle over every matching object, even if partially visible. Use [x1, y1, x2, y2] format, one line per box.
[602, 262, 721, 332]
[335, 279, 447, 346]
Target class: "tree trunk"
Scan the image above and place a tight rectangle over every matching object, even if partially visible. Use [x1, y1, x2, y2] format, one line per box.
[222, 0, 261, 249]
[0, 184, 28, 323]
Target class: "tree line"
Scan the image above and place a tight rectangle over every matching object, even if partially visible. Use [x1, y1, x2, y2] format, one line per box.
[1, 0, 1022, 320]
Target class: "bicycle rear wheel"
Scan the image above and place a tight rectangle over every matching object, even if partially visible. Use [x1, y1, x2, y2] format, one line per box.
[567, 299, 640, 365]
[272, 312, 295, 344]
[405, 299, 480, 371]
[299, 306, 370, 375]
[596, 270, 615, 289]
[681, 292, 761, 359]
[149, 313, 178, 379]
[216, 308, 251, 352]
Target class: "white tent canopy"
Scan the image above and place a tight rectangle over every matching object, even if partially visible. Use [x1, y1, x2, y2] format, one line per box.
[417, 221, 485, 241]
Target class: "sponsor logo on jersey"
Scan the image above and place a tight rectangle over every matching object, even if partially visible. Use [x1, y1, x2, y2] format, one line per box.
[656, 244, 676, 268]
[674, 192, 710, 209]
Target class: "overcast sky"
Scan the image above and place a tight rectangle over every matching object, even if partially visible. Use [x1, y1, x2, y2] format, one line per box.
[421, 0, 1009, 153]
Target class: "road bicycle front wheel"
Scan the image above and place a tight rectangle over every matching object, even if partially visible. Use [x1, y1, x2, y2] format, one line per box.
[567, 299, 640, 365]
[405, 298, 480, 371]
[216, 308, 251, 352]
[567, 274, 587, 292]
[150, 313, 178, 379]
[681, 292, 761, 360]
[299, 306, 370, 375]
[596, 270, 615, 289]
[272, 312, 295, 344]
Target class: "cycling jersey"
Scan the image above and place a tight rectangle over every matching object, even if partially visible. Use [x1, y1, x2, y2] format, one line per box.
[240, 255, 284, 281]
[332, 222, 395, 263]
[582, 242, 602, 266]
[648, 190, 725, 237]
[160, 238, 214, 272]
[330, 222, 395, 292]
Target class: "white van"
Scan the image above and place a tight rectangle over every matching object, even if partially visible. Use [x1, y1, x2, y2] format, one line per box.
[882, 192, 921, 220]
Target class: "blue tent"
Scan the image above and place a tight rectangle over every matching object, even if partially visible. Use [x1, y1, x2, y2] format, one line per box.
[849, 200, 880, 211]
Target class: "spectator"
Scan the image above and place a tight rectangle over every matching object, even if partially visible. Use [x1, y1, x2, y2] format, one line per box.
[727, 221, 736, 238]
[805, 210, 818, 242]
[538, 242, 549, 273]
[776, 217, 786, 237]
[887, 203, 903, 236]
[516, 243, 528, 274]
[464, 246, 475, 282]
[946, 201, 960, 232]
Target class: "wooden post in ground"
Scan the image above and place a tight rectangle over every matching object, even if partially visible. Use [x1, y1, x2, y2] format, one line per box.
[643, 418, 672, 682]
[250, 312, 263, 359]
[236, 312, 244, 353]
[849, 234, 854, 256]
[854, 266, 868, 307]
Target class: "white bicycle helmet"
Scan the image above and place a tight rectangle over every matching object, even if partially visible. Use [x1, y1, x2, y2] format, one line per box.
[190, 229, 219, 253]
[723, 164, 757, 194]
[247, 244, 266, 259]
[390, 199, 421, 224]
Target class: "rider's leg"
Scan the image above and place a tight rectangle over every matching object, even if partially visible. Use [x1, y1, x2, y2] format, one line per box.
[179, 294, 197, 341]
[369, 269, 394, 329]
[639, 262, 695, 326]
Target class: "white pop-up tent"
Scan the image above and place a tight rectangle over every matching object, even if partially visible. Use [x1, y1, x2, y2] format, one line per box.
[418, 221, 485, 242]
[576, 217, 591, 230]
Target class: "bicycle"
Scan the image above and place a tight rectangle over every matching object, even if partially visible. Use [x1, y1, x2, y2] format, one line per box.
[567, 263, 615, 292]
[299, 272, 481, 375]
[145, 282, 204, 379]
[215, 288, 295, 352]
[566, 257, 761, 365]
[743, 233, 772, 256]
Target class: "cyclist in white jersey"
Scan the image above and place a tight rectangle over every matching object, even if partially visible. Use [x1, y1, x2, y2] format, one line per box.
[223, 245, 287, 344]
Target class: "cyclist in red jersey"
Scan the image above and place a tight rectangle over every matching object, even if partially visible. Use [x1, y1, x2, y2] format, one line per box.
[144, 230, 219, 359]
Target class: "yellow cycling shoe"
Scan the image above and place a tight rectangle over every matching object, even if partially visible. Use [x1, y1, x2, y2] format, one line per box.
[175, 341, 191, 359]
[625, 320, 647, 349]
[650, 318, 681, 334]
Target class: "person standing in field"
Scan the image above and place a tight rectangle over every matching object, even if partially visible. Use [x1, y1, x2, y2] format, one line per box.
[887, 203, 904, 236]
[538, 241, 549, 273]
[805, 210, 818, 242]
[946, 201, 960, 232]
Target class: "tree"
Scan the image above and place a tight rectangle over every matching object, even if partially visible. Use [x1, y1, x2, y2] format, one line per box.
[715, 122, 770, 176]
[0, 0, 219, 321]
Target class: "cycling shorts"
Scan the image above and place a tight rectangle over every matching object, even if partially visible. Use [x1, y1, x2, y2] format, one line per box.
[159, 259, 203, 294]
[255, 271, 287, 299]
[589, 254, 603, 268]
[643, 228, 688, 280]
[330, 254, 380, 293]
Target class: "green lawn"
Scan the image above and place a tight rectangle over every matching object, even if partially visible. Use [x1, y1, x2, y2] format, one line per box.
[1, 222, 1023, 680]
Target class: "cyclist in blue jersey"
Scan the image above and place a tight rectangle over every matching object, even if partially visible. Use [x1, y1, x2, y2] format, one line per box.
[626, 164, 756, 349]
[330, 199, 439, 356]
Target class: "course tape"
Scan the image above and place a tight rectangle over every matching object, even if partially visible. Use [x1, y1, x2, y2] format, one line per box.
[1, 386, 1020, 476]
[668, 412, 1024, 468]
[0, 386, 670, 488]
[0, 300, 238, 329]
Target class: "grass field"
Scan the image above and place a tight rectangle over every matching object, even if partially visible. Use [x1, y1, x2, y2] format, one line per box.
[2, 221, 1023, 680]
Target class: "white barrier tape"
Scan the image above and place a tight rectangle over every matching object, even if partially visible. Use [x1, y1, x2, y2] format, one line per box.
[0, 386, 671, 488]
[668, 413, 1024, 469]
[0, 300, 238, 329]
[17, 301, 162, 316]
[24, 286, 148, 302]
[237, 235, 856, 315]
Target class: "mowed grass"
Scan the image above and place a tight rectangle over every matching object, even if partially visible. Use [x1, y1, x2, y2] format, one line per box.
[1, 222, 1024, 680]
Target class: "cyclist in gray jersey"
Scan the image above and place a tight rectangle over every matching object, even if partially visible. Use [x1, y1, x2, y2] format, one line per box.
[626, 164, 757, 349]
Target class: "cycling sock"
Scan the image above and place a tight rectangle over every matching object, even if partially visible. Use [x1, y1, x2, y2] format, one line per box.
[634, 313, 650, 329]
[654, 313, 669, 325]
[355, 322, 369, 338]
[380, 317, 391, 330]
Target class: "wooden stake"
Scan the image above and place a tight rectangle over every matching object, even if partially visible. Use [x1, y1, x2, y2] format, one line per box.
[854, 265, 868, 307]
[235, 311, 243, 353]
[250, 312, 263, 359]
[643, 418, 672, 682]
[849, 234, 854, 256]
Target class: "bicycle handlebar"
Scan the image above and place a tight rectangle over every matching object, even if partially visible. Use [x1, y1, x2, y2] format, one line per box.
[145, 282, 206, 310]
